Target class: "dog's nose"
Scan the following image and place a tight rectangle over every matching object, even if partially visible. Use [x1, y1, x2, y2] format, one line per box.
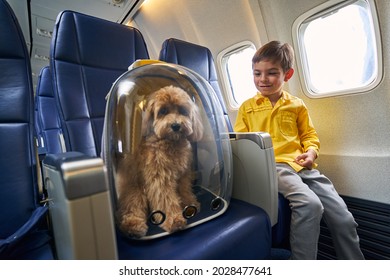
[171, 123, 181, 132]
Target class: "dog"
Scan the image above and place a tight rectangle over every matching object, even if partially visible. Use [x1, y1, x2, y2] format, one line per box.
[116, 85, 204, 238]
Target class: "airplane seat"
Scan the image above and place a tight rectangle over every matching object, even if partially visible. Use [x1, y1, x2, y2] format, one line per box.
[158, 38, 291, 251]
[159, 38, 232, 131]
[50, 10, 149, 157]
[0, 0, 54, 259]
[272, 193, 291, 248]
[42, 11, 272, 259]
[35, 66, 63, 155]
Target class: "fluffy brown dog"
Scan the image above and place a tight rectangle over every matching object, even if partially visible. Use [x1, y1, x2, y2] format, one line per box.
[116, 85, 204, 238]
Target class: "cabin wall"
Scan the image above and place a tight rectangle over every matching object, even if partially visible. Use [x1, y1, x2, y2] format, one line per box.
[132, 0, 267, 60]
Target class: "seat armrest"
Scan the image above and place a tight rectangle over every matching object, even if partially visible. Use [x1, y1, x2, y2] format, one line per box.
[229, 132, 278, 226]
[42, 152, 117, 259]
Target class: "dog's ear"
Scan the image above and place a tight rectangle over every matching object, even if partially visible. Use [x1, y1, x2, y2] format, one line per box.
[141, 98, 155, 137]
[188, 104, 204, 142]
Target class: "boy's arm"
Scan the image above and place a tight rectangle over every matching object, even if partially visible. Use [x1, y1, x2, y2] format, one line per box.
[296, 102, 320, 169]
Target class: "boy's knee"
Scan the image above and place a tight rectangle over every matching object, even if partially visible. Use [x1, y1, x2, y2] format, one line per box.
[333, 211, 358, 229]
[306, 198, 324, 218]
[291, 194, 324, 219]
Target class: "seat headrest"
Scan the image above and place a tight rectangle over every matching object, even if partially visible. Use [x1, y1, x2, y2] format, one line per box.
[159, 38, 232, 130]
[159, 38, 218, 88]
[51, 10, 149, 68]
[36, 66, 54, 98]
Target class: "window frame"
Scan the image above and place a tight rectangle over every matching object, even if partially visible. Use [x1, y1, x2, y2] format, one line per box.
[292, 0, 382, 98]
[217, 41, 257, 109]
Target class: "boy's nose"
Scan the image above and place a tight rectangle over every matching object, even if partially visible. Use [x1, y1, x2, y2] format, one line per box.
[260, 74, 268, 82]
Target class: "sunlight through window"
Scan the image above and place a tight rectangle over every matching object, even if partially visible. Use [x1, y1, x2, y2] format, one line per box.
[225, 45, 257, 106]
[297, 0, 380, 97]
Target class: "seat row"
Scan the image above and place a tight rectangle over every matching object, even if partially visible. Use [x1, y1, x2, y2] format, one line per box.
[1, 0, 289, 259]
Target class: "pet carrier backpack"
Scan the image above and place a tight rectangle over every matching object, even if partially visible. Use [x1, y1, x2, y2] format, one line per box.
[102, 60, 233, 239]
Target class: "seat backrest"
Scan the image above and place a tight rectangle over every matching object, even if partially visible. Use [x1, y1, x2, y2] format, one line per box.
[50, 11, 149, 157]
[159, 38, 232, 131]
[0, 0, 52, 259]
[35, 66, 63, 154]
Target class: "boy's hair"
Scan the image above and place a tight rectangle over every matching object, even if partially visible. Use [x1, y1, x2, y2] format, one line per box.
[252, 41, 294, 72]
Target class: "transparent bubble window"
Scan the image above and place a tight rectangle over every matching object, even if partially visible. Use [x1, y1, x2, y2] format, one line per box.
[102, 62, 232, 239]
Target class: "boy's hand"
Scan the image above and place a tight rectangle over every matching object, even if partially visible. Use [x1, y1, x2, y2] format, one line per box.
[295, 149, 317, 169]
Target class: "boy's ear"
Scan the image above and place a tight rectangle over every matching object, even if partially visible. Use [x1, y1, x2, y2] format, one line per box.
[284, 68, 294, 81]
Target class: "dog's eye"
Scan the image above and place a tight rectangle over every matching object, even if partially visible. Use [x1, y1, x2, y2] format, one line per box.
[158, 107, 168, 117]
[178, 106, 189, 116]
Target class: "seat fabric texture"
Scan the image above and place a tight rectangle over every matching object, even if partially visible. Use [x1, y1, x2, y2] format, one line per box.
[50, 10, 149, 157]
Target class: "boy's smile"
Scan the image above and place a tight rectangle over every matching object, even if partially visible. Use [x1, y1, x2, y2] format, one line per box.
[252, 59, 293, 105]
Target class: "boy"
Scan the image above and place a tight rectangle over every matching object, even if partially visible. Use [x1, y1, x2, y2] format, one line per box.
[234, 40, 364, 260]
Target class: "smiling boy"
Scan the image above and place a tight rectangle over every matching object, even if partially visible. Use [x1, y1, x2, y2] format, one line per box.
[234, 41, 364, 260]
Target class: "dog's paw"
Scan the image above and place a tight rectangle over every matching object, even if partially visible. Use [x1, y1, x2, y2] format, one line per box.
[120, 215, 148, 238]
[161, 214, 187, 233]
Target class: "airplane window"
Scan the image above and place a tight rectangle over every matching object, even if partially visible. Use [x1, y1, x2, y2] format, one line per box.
[218, 42, 257, 108]
[294, 0, 382, 97]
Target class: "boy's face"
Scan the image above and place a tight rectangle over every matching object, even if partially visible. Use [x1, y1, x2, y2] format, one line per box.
[252, 59, 293, 100]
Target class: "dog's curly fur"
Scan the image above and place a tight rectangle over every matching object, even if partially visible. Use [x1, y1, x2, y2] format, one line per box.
[116, 85, 204, 238]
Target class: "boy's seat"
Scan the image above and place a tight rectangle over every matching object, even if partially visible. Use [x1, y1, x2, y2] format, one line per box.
[159, 38, 232, 131]
[42, 11, 272, 259]
[0, 0, 54, 259]
[158, 38, 291, 249]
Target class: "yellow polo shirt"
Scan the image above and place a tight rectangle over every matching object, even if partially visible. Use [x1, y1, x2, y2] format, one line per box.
[234, 91, 320, 172]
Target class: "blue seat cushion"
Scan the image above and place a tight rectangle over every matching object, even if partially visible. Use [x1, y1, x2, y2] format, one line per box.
[116, 198, 271, 260]
[272, 194, 291, 248]
[0, 229, 54, 260]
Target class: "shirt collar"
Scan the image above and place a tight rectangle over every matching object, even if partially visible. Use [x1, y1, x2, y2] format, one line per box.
[255, 90, 292, 105]
[254, 93, 265, 105]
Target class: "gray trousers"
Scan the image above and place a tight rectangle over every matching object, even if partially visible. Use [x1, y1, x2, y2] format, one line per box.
[276, 163, 364, 260]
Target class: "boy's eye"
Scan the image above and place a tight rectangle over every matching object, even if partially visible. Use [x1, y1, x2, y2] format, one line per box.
[253, 71, 280, 76]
